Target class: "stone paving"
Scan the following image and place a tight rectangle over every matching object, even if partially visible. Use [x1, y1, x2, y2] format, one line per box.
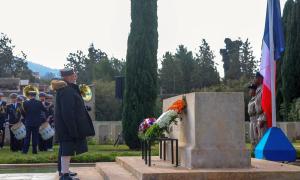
[0, 167, 103, 180]
[0, 173, 56, 180]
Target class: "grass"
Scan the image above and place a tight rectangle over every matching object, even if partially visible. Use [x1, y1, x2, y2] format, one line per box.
[0, 143, 298, 164]
[0, 145, 159, 164]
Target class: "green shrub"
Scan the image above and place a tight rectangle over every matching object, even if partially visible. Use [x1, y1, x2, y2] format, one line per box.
[87, 137, 98, 145]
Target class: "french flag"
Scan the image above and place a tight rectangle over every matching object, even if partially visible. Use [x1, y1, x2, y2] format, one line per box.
[255, 0, 296, 162]
[260, 0, 285, 128]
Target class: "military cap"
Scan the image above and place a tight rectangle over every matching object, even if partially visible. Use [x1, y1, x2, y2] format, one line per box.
[60, 68, 75, 77]
[255, 72, 264, 78]
[39, 92, 47, 97]
[46, 94, 54, 99]
[9, 93, 18, 99]
[0, 92, 4, 97]
[248, 84, 257, 90]
[28, 91, 37, 96]
[17, 95, 24, 101]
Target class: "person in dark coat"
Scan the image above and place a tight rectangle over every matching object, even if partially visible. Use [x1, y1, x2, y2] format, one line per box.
[22, 91, 47, 154]
[16, 95, 26, 149]
[6, 93, 23, 152]
[38, 92, 50, 151]
[0, 92, 7, 149]
[17, 95, 26, 124]
[52, 68, 95, 180]
[45, 94, 54, 151]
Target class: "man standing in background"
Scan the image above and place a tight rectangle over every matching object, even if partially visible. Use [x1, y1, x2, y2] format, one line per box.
[0, 93, 7, 149]
[7, 93, 23, 152]
[22, 91, 46, 154]
[38, 92, 50, 152]
[254, 72, 267, 141]
[46, 94, 55, 151]
[247, 84, 258, 150]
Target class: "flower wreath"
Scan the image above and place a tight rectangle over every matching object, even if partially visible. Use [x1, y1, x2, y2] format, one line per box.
[138, 97, 186, 140]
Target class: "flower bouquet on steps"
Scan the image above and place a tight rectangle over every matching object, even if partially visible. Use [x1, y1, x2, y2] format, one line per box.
[138, 97, 187, 141]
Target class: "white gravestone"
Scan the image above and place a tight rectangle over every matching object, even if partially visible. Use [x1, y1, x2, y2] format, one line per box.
[163, 92, 250, 169]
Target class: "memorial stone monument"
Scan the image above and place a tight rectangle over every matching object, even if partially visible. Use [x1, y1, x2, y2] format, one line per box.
[97, 92, 300, 180]
[163, 92, 250, 168]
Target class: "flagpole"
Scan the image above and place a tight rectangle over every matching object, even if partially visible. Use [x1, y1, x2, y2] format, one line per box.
[268, 0, 276, 127]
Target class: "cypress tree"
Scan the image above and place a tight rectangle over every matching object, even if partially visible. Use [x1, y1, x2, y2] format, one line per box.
[281, 0, 300, 116]
[277, 0, 294, 120]
[122, 0, 158, 149]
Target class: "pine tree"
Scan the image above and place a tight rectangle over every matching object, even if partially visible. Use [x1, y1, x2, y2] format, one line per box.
[65, 50, 89, 83]
[192, 39, 220, 89]
[175, 45, 194, 93]
[0, 33, 35, 81]
[240, 39, 257, 79]
[122, 0, 158, 149]
[159, 52, 180, 94]
[87, 44, 108, 82]
[281, 0, 300, 115]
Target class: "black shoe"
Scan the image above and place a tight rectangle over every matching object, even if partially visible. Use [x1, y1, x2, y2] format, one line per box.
[59, 171, 77, 177]
[69, 171, 77, 176]
[59, 173, 80, 180]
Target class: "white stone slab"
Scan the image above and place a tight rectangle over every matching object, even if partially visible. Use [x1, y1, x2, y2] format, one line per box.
[163, 92, 250, 168]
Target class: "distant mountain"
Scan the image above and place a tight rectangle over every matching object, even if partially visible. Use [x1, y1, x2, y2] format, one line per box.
[27, 61, 60, 77]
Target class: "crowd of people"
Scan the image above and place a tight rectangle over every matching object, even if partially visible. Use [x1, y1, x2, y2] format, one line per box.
[0, 91, 54, 153]
[0, 68, 95, 180]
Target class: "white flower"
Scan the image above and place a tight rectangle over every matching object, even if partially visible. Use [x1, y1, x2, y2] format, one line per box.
[155, 110, 178, 128]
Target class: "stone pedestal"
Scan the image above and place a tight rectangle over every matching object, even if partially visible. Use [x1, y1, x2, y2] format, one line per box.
[163, 92, 250, 169]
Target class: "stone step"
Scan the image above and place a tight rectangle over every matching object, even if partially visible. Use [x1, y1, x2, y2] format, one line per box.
[96, 162, 136, 180]
[115, 156, 300, 180]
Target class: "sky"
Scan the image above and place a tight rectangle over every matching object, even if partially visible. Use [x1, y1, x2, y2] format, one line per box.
[0, 0, 287, 76]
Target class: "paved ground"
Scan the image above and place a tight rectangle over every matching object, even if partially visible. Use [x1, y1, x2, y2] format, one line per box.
[0, 173, 56, 180]
[68, 167, 103, 180]
[0, 167, 103, 180]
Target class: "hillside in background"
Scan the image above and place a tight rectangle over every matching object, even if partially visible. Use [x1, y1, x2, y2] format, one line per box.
[27, 61, 60, 77]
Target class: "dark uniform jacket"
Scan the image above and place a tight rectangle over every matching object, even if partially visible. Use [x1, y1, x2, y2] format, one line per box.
[47, 104, 55, 126]
[7, 103, 22, 124]
[53, 80, 95, 142]
[0, 101, 7, 126]
[23, 99, 47, 127]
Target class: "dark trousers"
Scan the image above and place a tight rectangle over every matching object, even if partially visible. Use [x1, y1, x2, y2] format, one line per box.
[38, 134, 48, 151]
[9, 126, 23, 152]
[46, 137, 53, 150]
[0, 127, 5, 148]
[22, 126, 39, 153]
[58, 143, 62, 172]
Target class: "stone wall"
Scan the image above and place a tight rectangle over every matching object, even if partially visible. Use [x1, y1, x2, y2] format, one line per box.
[92, 121, 123, 144]
[0, 78, 20, 92]
[245, 121, 300, 142]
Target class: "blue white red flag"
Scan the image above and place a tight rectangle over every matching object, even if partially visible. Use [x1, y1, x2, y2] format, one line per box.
[260, 0, 285, 127]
